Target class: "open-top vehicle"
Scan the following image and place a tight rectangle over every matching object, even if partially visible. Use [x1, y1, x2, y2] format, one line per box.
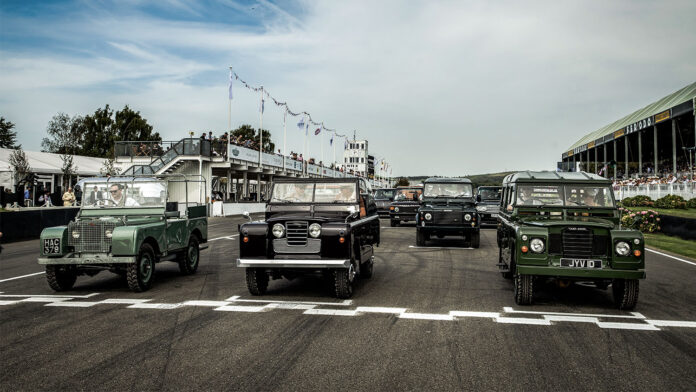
[373, 188, 396, 217]
[388, 186, 423, 226]
[497, 171, 645, 309]
[38, 175, 208, 292]
[237, 178, 380, 298]
[476, 186, 502, 226]
[416, 178, 480, 247]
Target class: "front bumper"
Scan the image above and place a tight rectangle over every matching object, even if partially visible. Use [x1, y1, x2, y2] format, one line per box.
[517, 265, 645, 279]
[478, 213, 499, 223]
[390, 212, 417, 221]
[419, 224, 479, 233]
[237, 258, 350, 269]
[38, 254, 136, 265]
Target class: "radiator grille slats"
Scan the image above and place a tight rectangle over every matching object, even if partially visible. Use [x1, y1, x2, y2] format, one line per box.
[285, 221, 308, 246]
[562, 228, 593, 258]
[68, 221, 116, 253]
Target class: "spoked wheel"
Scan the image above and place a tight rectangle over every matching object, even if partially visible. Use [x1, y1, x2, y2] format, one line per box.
[612, 279, 639, 310]
[246, 268, 268, 296]
[514, 273, 534, 305]
[45, 265, 77, 291]
[178, 236, 200, 275]
[334, 262, 357, 299]
[127, 244, 155, 292]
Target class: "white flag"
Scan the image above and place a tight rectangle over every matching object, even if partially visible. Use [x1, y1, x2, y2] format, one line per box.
[228, 70, 233, 100]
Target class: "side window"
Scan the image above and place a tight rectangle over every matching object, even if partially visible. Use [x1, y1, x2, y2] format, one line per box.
[359, 180, 367, 194]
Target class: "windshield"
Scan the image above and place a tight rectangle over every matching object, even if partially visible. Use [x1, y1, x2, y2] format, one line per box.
[478, 188, 502, 200]
[394, 188, 423, 202]
[82, 181, 167, 208]
[564, 185, 615, 207]
[515, 184, 615, 207]
[271, 182, 357, 203]
[424, 183, 473, 198]
[374, 189, 395, 200]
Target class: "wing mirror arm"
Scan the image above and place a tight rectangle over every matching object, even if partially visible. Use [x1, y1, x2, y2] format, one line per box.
[242, 211, 252, 222]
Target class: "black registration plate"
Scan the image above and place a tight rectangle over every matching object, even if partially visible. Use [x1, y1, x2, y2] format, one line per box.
[560, 258, 602, 269]
[43, 238, 61, 254]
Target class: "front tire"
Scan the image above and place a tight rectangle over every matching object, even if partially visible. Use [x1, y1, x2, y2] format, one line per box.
[390, 219, 399, 227]
[613, 279, 639, 310]
[416, 229, 426, 246]
[360, 257, 374, 279]
[178, 236, 200, 275]
[514, 273, 534, 305]
[127, 244, 155, 292]
[45, 265, 77, 291]
[245, 268, 268, 295]
[499, 247, 512, 280]
[470, 232, 480, 248]
[334, 263, 356, 299]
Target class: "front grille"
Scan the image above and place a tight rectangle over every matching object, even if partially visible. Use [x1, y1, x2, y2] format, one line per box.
[562, 228, 593, 258]
[285, 221, 308, 246]
[433, 212, 459, 225]
[68, 221, 116, 253]
[548, 233, 562, 254]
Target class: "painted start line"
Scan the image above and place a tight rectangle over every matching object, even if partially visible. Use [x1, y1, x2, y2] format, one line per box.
[1, 293, 695, 332]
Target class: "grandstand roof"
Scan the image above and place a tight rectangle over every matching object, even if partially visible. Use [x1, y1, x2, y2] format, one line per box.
[566, 82, 696, 152]
[0, 148, 107, 175]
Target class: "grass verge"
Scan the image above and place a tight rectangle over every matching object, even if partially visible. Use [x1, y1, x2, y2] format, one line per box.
[643, 233, 696, 260]
[624, 206, 696, 219]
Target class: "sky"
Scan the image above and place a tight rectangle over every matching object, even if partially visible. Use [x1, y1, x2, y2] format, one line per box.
[1, 0, 695, 176]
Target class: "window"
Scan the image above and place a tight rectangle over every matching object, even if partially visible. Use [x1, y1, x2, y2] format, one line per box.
[361, 158, 364, 163]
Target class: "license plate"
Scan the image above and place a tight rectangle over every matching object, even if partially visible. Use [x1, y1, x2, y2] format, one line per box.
[394, 215, 399, 219]
[560, 258, 602, 269]
[43, 238, 61, 254]
[491, 214, 498, 218]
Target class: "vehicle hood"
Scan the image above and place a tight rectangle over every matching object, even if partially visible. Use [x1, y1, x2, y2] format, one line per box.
[519, 216, 616, 229]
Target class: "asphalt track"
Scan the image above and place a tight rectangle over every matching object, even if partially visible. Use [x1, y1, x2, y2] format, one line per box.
[1, 216, 695, 391]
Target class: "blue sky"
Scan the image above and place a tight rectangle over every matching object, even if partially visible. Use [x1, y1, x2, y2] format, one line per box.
[1, 0, 695, 176]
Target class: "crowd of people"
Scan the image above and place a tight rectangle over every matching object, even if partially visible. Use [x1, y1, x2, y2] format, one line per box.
[612, 173, 694, 188]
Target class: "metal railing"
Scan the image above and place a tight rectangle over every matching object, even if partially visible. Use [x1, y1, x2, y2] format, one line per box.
[120, 139, 211, 175]
[615, 183, 696, 200]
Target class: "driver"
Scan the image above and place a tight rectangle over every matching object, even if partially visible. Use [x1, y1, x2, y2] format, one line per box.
[292, 185, 310, 201]
[109, 184, 140, 207]
[581, 190, 596, 206]
[335, 185, 356, 202]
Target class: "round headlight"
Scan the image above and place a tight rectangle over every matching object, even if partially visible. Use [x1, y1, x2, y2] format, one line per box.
[72, 230, 80, 239]
[425, 213, 432, 220]
[464, 214, 472, 221]
[615, 241, 630, 256]
[104, 229, 113, 238]
[521, 235, 528, 241]
[272, 223, 285, 238]
[530, 238, 545, 253]
[477, 205, 487, 212]
[309, 223, 322, 238]
[633, 238, 640, 245]
[394, 207, 400, 212]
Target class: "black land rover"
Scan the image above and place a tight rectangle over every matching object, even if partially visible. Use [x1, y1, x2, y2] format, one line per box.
[373, 188, 396, 217]
[388, 186, 423, 227]
[476, 186, 502, 226]
[237, 178, 380, 299]
[416, 178, 480, 248]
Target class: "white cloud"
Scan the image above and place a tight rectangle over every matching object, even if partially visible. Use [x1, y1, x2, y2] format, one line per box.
[1, 0, 695, 175]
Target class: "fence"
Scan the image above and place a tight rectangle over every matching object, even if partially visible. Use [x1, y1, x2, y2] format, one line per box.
[615, 183, 696, 201]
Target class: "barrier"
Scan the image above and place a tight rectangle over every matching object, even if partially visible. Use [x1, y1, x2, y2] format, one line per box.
[0, 207, 80, 243]
[616, 184, 696, 201]
[217, 202, 265, 217]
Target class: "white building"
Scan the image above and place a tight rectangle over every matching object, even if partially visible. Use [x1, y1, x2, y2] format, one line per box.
[343, 140, 369, 177]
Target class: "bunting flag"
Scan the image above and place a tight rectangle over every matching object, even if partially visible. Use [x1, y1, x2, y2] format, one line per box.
[260, 98, 265, 114]
[315, 128, 321, 136]
[228, 70, 233, 99]
[330, 135, 333, 146]
[297, 116, 305, 129]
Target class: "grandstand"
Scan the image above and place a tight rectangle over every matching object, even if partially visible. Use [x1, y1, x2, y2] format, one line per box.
[560, 82, 695, 179]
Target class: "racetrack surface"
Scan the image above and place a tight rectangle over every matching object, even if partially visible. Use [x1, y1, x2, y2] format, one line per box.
[1, 216, 695, 391]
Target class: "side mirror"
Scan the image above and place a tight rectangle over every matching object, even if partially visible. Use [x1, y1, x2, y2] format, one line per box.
[242, 211, 252, 222]
[506, 204, 513, 212]
[476, 195, 481, 202]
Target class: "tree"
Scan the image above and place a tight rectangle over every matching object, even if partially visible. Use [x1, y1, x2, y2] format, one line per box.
[231, 124, 275, 153]
[8, 146, 33, 186]
[42, 113, 82, 154]
[100, 157, 121, 176]
[395, 177, 410, 187]
[80, 105, 116, 158]
[0, 117, 18, 148]
[113, 105, 160, 142]
[60, 154, 78, 189]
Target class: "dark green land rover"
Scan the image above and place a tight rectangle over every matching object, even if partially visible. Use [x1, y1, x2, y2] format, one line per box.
[496, 171, 645, 309]
[416, 178, 480, 248]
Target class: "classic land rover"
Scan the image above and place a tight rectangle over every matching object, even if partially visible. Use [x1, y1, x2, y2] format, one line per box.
[373, 188, 396, 217]
[416, 178, 480, 248]
[236, 178, 380, 298]
[496, 171, 645, 309]
[38, 176, 208, 292]
[388, 186, 423, 226]
[476, 186, 502, 226]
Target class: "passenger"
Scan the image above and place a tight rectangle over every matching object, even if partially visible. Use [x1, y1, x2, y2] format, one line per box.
[335, 186, 356, 202]
[109, 184, 140, 207]
[292, 185, 310, 202]
[581, 191, 597, 207]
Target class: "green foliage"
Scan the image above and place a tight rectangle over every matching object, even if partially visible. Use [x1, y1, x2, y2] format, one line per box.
[42, 105, 160, 158]
[394, 177, 410, 187]
[60, 154, 77, 189]
[619, 207, 661, 233]
[231, 124, 274, 153]
[654, 194, 687, 209]
[100, 157, 121, 176]
[687, 198, 696, 209]
[0, 117, 18, 148]
[8, 146, 32, 182]
[620, 195, 653, 207]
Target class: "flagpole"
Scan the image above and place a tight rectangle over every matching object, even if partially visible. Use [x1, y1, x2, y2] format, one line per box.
[332, 132, 336, 178]
[228, 67, 233, 132]
[303, 122, 308, 177]
[283, 108, 287, 171]
[259, 86, 263, 169]
[320, 126, 324, 176]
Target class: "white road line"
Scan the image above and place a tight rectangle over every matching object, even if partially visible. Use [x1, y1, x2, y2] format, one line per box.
[45, 301, 99, 308]
[304, 309, 359, 316]
[596, 322, 660, 331]
[99, 299, 151, 304]
[450, 311, 500, 318]
[646, 320, 696, 328]
[0, 271, 45, 283]
[225, 295, 353, 306]
[0, 300, 19, 306]
[208, 234, 239, 242]
[356, 306, 408, 314]
[0, 293, 101, 298]
[646, 248, 696, 266]
[398, 313, 455, 321]
[128, 303, 183, 310]
[183, 300, 230, 307]
[503, 307, 646, 319]
[495, 317, 552, 325]
[214, 305, 267, 312]
[21, 297, 70, 303]
[408, 246, 473, 250]
[543, 315, 600, 324]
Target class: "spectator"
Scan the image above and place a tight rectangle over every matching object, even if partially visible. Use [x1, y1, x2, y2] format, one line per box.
[200, 132, 207, 140]
[62, 187, 76, 206]
[24, 187, 30, 206]
[39, 191, 53, 207]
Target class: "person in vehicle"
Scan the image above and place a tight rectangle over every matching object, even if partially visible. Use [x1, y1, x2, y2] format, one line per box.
[335, 186, 356, 202]
[109, 184, 140, 207]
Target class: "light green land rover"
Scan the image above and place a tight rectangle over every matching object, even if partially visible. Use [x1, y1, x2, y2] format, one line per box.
[38, 176, 208, 292]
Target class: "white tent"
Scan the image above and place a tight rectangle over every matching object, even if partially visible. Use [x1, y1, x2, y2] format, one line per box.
[0, 148, 107, 189]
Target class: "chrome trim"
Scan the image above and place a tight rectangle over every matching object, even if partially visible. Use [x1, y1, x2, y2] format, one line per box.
[237, 258, 350, 269]
[38, 255, 136, 265]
